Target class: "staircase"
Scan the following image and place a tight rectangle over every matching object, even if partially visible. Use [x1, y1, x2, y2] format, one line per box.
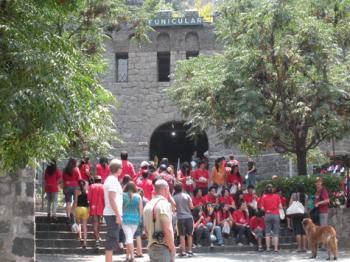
[35, 213, 296, 255]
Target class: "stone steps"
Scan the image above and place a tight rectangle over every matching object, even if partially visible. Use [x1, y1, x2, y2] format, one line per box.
[35, 214, 297, 255]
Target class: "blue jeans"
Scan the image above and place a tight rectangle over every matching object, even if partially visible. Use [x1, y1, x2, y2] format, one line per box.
[206, 222, 223, 245]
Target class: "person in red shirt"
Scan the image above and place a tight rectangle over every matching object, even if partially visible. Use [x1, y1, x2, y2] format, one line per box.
[177, 162, 194, 194]
[225, 163, 243, 194]
[120, 151, 136, 182]
[192, 207, 210, 246]
[79, 156, 91, 186]
[216, 203, 233, 235]
[205, 186, 218, 205]
[94, 157, 109, 184]
[243, 185, 258, 216]
[219, 188, 236, 210]
[249, 210, 265, 251]
[44, 161, 62, 221]
[136, 170, 153, 201]
[232, 202, 254, 246]
[88, 176, 104, 248]
[62, 158, 81, 223]
[204, 203, 224, 246]
[192, 188, 206, 207]
[134, 161, 149, 184]
[193, 161, 209, 195]
[314, 177, 330, 226]
[228, 154, 240, 171]
[260, 184, 282, 252]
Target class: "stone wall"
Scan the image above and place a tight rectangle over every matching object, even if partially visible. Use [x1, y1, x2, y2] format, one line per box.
[329, 208, 350, 248]
[101, 24, 294, 177]
[0, 169, 35, 262]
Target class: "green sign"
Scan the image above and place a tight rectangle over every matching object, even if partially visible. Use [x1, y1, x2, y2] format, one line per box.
[148, 17, 203, 27]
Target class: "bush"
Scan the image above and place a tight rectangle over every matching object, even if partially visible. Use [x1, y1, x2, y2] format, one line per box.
[255, 175, 343, 208]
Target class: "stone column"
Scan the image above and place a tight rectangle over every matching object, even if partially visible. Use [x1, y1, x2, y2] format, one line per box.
[0, 169, 35, 262]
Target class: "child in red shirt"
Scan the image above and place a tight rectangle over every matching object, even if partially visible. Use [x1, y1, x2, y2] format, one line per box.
[193, 207, 210, 246]
[219, 188, 236, 210]
[44, 161, 62, 221]
[94, 157, 109, 184]
[88, 176, 104, 247]
[193, 161, 209, 195]
[232, 202, 254, 246]
[192, 188, 206, 207]
[205, 186, 218, 205]
[249, 210, 265, 251]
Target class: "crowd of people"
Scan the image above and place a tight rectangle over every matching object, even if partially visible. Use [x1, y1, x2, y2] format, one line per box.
[43, 151, 330, 262]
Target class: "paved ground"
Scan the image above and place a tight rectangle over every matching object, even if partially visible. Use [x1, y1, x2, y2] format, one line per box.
[37, 250, 350, 261]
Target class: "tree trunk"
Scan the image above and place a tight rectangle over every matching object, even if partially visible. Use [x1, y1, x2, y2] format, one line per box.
[296, 150, 307, 176]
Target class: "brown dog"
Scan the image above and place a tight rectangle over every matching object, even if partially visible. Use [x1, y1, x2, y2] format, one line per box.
[302, 218, 338, 260]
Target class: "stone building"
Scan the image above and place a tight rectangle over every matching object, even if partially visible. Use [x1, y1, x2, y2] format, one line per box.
[101, 10, 331, 177]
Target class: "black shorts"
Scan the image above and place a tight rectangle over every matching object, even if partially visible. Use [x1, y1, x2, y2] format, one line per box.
[292, 216, 305, 235]
[177, 218, 194, 236]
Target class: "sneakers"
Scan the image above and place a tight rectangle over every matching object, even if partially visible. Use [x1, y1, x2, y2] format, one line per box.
[237, 242, 244, 247]
[258, 246, 264, 252]
[187, 251, 193, 257]
[210, 243, 214, 248]
[178, 252, 187, 258]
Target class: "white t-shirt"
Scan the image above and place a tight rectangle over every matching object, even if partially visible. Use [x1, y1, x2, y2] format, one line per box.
[103, 175, 123, 216]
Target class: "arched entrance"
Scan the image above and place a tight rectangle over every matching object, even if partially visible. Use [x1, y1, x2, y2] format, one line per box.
[149, 121, 209, 165]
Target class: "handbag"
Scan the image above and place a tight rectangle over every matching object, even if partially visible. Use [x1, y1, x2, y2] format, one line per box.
[279, 208, 285, 220]
[230, 184, 237, 195]
[286, 201, 305, 216]
[222, 221, 231, 235]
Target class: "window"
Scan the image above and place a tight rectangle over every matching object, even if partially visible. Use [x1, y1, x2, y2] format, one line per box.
[186, 51, 199, 60]
[116, 53, 128, 82]
[157, 52, 170, 82]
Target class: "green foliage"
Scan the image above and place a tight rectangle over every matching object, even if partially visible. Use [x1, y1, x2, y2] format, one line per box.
[169, 0, 350, 175]
[255, 175, 343, 207]
[0, 0, 159, 171]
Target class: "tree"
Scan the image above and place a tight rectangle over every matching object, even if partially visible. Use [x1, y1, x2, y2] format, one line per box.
[0, 0, 159, 171]
[168, 0, 350, 175]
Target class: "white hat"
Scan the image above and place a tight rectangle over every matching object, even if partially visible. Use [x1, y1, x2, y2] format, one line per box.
[140, 161, 149, 168]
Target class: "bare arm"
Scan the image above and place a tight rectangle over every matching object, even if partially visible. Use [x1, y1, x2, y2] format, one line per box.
[161, 216, 176, 256]
[138, 197, 143, 220]
[73, 189, 80, 209]
[108, 191, 121, 224]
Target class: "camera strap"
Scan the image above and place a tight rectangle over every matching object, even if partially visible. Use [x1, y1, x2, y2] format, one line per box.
[152, 198, 165, 235]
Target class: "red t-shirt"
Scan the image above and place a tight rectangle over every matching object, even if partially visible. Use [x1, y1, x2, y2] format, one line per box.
[216, 210, 230, 223]
[260, 193, 281, 215]
[136, 178, 153, 201]
[220, 196, 235, 206]
[193, 169, 209, 188]
[94, 164, 110, 184]
[232, 210, 249, 224]
[63, 167, 81, 187]
[192, 196, 206, 207]
[178, 171, 195, 193]
[205, 194, 217, 205]
[256, 197, 262, 209]
[242, 193, 254, 204]
[120, 160, 136, 181]
[280, 195, 287, 208]
[44, 169, 62, 192]
[249, 216, 265, 230]
[226, 171, 242, 186]
[315, 187, 329, 214]
[79, 163, 90, 181]
[87, 183, 104, 216]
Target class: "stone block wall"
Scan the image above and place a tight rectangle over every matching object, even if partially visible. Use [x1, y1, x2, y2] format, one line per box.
[0, 169, 35, 262]
[328, 208, 350, 248]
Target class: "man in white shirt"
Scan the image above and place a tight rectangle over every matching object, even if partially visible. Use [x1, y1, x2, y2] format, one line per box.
[103, 159, 123, 262]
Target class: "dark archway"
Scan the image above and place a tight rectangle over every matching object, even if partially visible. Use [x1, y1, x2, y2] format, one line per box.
[150, 121, 209, 165]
